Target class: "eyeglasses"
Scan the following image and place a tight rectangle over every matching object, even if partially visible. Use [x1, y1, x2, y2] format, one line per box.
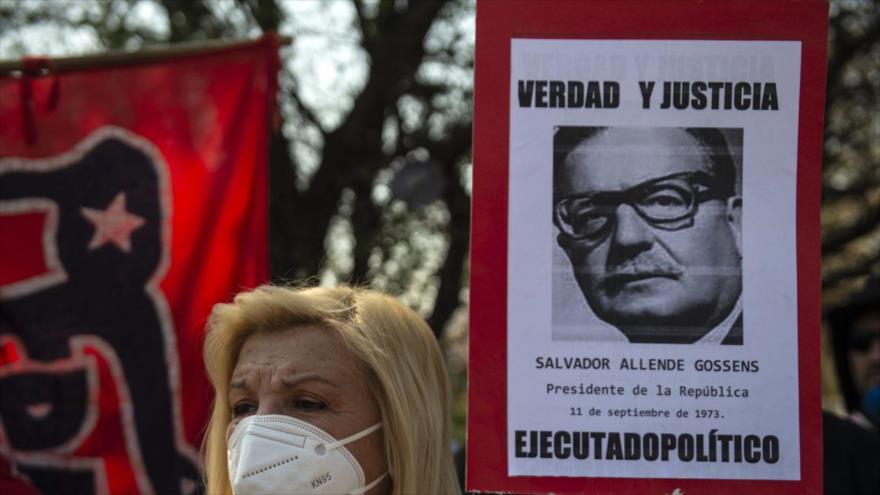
[554, 171, 726, 245]
[848, 331, 880, 352]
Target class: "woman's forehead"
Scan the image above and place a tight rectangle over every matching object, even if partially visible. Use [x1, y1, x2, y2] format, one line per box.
[231, 325, 359, 383]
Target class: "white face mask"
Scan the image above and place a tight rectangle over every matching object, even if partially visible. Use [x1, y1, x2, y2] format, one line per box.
[227, 414, 387, 495]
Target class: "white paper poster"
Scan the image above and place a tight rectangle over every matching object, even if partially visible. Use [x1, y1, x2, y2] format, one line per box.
[507, 39, 802, 480]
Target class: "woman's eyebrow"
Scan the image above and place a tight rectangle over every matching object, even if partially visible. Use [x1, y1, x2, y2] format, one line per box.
[228, 377, 250, 392]
[227, 372, 340, 394]
[280, 372, 338, 389]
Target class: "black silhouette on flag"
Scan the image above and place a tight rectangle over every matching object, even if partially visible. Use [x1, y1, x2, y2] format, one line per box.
[0, 129, 200, 494]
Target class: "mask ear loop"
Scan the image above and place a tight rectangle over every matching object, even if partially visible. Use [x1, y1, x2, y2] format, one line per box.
[351, 471, 388, 495]
[315, 422, 388, 494]
[315, 422, 382, 455]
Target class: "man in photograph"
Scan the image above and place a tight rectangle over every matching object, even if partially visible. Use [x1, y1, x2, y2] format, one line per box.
[553, 126, 743, 344]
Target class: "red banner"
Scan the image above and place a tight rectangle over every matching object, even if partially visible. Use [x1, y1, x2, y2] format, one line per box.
[0, 36, 277, 494]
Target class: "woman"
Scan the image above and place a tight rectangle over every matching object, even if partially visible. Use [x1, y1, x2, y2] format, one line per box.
[202, 284, 461, 494]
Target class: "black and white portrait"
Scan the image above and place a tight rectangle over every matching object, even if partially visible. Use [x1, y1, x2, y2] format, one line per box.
[506, 38, 803, 481]
[552, 126, 743, 344]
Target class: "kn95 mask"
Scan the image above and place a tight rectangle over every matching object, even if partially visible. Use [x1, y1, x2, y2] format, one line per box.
[227, 414, 386, 495]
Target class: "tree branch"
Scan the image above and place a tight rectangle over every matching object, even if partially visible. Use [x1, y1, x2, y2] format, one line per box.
[288, 86, 327, 135]
[352, 0, 372, 49]
[822, 187, 880, 255]
[279, 0, 449, 279]
[424, 121, 472, 337]
[822, 254, 880, 288]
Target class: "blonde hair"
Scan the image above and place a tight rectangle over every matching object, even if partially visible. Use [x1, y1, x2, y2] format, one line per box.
[202, 284, 461, 495]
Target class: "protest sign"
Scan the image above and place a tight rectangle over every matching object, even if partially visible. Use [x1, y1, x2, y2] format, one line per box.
[468, 2, 827, 493]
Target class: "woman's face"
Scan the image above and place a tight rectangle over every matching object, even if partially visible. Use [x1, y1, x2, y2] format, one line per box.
[227, 325, 389, 494]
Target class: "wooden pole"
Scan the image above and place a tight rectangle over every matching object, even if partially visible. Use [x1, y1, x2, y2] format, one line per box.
[0, 35, 293, 76]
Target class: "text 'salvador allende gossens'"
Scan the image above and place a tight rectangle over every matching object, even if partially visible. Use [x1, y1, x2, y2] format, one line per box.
[534, 356, 760, 372]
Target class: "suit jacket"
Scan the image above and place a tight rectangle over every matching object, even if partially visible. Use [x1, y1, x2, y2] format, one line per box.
[720, 312, 743, 345]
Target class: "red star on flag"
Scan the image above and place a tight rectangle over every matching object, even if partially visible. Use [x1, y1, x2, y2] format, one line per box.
[80, 192, 146, 253]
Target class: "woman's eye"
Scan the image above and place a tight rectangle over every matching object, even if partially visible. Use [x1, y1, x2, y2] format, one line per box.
[232, 402, 256, 417]
[293, 398, 327, 412]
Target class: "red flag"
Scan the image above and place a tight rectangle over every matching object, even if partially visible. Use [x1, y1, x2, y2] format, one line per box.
[0, 35, 278, 494]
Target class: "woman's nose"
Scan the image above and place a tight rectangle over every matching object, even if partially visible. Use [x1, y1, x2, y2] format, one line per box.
[255, 399, 285, 416]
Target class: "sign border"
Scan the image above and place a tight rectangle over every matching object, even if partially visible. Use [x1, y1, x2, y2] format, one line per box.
[467, 1, 827, 493]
